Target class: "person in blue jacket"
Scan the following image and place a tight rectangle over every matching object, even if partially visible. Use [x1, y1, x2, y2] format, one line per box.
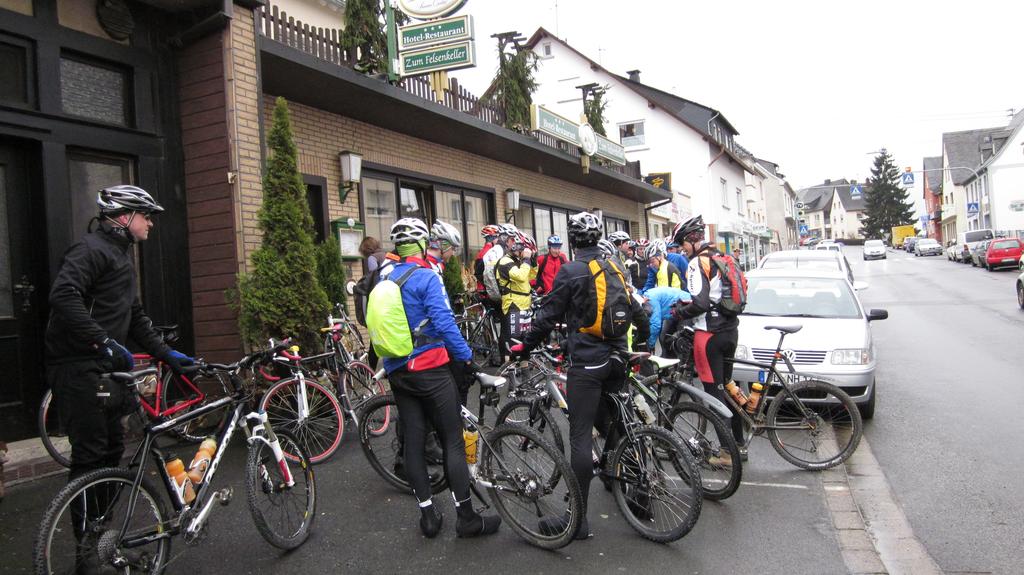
[379, 218, 500, 540]
[666, 241, 689, 290]
[643, 286, 692, 355]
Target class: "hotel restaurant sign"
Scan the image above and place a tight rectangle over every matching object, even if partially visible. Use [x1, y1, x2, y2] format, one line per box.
[529, 105, 626, 165]
[398, 0, 468, 20]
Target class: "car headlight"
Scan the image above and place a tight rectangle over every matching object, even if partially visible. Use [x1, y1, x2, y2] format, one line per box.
[734, 344, 750, 360]
[831, 349, 870, 365]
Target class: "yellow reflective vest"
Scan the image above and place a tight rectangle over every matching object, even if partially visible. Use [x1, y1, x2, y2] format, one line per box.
[656, 259, 682, 290]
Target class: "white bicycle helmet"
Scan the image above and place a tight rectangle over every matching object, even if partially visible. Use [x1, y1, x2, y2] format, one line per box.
[97, 185, 164, 214]
[607, 230, 631, 246]
[430, 220, 462, 249]
[567, 211, 603, 248]
[643, 239, 667, 261]
[597, 238, 617, 259]
[390, 218, 430, 245]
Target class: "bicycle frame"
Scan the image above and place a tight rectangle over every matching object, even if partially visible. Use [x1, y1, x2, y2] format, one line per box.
[131, 354, 206, 419]
[115, 367, 291, 550]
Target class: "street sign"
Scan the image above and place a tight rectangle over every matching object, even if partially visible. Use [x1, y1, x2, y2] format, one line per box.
[901, 172, 915, 186]
[644, 172, 672, 191]
[400, 40, 476, 75]
[530, 105, 580, 146]
[850, 184, 863, 197]
[799, 224, 809, 235]
[399, 15, 473, 50]
[967, 202, 980, 214]
[795, 202, 804, 209]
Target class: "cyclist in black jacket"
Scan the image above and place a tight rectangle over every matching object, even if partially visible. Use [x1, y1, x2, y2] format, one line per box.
[511, 212, 648, 539]
[45, 185, 193, 550]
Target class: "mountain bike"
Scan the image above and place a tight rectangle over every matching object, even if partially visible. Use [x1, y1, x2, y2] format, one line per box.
[455, 293, 503, 366]
[38, 325, 221, 468]
[497, 346, 741, 501]
[33, 358, 316, 574]
[316, 307, 389, 434]
[495, 347, 704, 540]
[670, 325, 863, 471]
[357, 371, 584, 549]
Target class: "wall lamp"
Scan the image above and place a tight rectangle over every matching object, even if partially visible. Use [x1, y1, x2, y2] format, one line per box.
[505, 187, 520, 222]
[338, 150, 362, 203]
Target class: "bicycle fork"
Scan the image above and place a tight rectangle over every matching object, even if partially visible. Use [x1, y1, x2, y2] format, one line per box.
[246, 411, 295, 487]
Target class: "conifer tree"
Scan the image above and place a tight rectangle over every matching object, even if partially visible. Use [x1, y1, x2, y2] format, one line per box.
[485, 32, 537, 131]
[235, 97, 329, 349]
[341, 0, 407, 74]
[584, 86, 609, 136]
[860, 149, 916, 239]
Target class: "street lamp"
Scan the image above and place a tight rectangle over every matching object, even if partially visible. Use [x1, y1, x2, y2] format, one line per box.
[338, 150, 362, 203]
[504, 187, 520, 222]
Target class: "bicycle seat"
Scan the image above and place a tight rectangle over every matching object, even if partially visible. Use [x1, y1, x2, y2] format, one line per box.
[647, 356, 680, 371]
[475, 373, 506, 389]
[764, 325, 802, 334]
[626, 352, 651, 366]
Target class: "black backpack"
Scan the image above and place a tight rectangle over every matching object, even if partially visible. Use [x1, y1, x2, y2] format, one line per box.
[578, 258, 633, 339]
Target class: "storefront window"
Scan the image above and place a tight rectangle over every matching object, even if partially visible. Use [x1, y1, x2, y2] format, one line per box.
[363, 176, 397, 248]
[552, 210, 568, 246]
[399, 183, 429, 221]
[534, 206, 551, 247]
[604, 216, 628, 237]
[60, 54, 131, 126]
[463, 192, 488, 259]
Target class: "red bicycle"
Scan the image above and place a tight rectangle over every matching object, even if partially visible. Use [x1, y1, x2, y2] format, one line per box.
[38, 326, 224, 467]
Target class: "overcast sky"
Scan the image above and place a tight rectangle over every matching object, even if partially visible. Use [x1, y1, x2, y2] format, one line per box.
[448, 0, 1023, 214]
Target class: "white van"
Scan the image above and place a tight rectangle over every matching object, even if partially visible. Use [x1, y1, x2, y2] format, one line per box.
[957, 229, 994, 263]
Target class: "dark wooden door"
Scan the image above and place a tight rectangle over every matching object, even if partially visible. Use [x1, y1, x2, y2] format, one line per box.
[0, 140, 45, 440]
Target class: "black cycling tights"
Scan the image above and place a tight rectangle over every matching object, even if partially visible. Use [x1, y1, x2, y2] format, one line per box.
[565, 358, 626, 511]
[698, 329, 745, 443]
[389, 365, 472, 504]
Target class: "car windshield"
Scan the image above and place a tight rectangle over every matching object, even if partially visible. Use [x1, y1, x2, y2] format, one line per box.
[865, 240, 883, 247]
[745, 276, 862, 319]
[992, 239, 1020, 249]
[919, 239, 939, 246]
[965, 230, 994, 243]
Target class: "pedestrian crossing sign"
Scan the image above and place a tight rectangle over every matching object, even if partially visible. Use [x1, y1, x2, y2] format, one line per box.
[901, 172, 915, 186]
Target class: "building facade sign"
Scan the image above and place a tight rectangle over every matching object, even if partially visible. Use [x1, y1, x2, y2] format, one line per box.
[398, 15, 473, 50]
[595, 134, 626, 165]
[398, 0, 468, 20]
[400, 40, 475, 75]
[531, 105, 580, 146]
[644, 172, 671, 192]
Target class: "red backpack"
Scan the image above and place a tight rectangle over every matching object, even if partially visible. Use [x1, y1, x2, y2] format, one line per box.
[708, 254, 748, 315]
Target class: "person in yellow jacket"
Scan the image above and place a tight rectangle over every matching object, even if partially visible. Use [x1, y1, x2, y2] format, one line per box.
[495, 231, 535, 359]
[640, 239, 682, 293]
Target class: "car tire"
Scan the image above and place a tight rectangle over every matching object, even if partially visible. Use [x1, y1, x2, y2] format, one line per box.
[987, 264, 994, 272]
[1017, 282, 1024, 310]
[858, 382, 876, 420]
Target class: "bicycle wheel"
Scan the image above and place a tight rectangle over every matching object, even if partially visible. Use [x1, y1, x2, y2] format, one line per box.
[607, 425, 703, 543]
[358, 393, 448, 494]
[342, 361, 389, 436]
[766, 379, 863, 470]
[495, 397, 565, 456]
[38, 388, 72, 468]
[260, 378, 344, 465]
[480, 424, 582, 550]
[246, 431, 317, 550]
[457, 317, 495, 366]
[666, 403, 742, 501]
[33, 467, 170, 575]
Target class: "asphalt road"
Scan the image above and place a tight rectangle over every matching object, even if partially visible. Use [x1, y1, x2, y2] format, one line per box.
[852, 245, 1024, 575]
[2, 406, 846, 573]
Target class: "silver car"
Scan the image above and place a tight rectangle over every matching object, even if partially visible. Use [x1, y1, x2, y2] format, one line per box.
[914, 238, 943, 256]
[862, 239, 886, 260]
[733, 269, 888, 419]
[758, 249, 854, 284]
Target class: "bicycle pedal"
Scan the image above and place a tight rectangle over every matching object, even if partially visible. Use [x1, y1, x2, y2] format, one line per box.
[218, 487, 233, 506]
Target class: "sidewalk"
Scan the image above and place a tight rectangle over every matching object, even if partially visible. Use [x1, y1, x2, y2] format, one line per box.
[0, 437, 67, 490]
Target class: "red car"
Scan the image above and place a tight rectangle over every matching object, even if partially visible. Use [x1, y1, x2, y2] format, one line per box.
[984, 238, 1023, 271]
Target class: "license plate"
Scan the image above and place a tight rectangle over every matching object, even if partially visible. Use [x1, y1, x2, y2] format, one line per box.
[1003, 258, 1015, 263]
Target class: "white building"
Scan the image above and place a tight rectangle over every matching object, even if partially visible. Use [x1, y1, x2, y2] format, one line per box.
[962, 111, 1024, 237]
[753, 158, 799, 250]
[524, 28, 755, 250]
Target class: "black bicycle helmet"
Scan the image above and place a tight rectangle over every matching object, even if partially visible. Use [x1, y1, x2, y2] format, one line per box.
[567, 211, 602, 248]
[97, 185, 164, 215]
[672, 215, 705, 245]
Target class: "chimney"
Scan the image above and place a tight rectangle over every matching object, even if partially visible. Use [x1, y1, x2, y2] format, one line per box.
[626, 69, 641, 83]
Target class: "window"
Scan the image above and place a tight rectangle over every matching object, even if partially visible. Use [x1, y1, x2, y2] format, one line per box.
[735, 188, 743, 215]
[303, 175, 329, 243]
[0, 0, 33, 15]
[0, 35, 33, 108]
[604, 216, 628, 237]
[534, 205, 552, 247]
[514, 200, 568, 250]
[618, 121, 645, 147]
[720, 178, 729, 208]
[67, 150, 135, 236]
[362, 176, 397, 247]
[649, 222, 665, 240]
[60, 54, 131, 126]
[542, 43, 552, 57]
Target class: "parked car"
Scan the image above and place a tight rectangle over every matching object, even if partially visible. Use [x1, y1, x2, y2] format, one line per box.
[862, 239, 886, 260]
[904, 236, 919, 252]
[970, 239, 991, 267]
[946, 241, 960, 261]
[983, 238, 1023, 271]
[758, 249, 855, 284]
[734, 268, 888, 419]
[914, 238, 943, 257]
[1017, 265, 1024, 310]
[815, 243, 842, 253]
[958, 228, 994, 263]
